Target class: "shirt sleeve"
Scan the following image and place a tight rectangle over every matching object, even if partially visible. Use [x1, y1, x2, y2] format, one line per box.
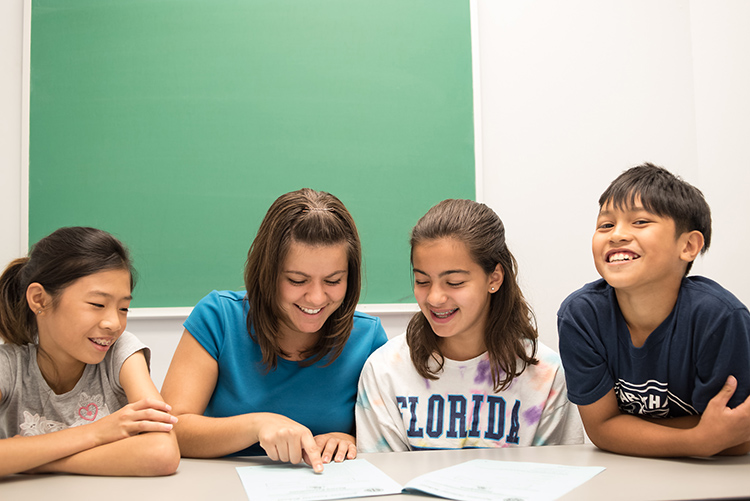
[0, 346, 17, 406]
[368, 316, 388, 354]
[107, 331, 149, 401]
[533, 362, 584, 445]
[355, 350, 411, 453]
[183, 290, 226, 361]
[557, 297, 615, 406]
[693, 307, 750, 412]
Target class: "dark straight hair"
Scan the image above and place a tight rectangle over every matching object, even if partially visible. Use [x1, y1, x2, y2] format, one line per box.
[599, 162, 712, 274]
[0, 226, 136, 345]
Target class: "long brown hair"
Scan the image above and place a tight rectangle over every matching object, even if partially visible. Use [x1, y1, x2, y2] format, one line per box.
[0, 226, 135, 346]
[406, 199, 538, 391]
[244, 188, 361, 370]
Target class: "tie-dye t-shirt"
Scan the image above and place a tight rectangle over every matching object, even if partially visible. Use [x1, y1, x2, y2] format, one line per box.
[355, 334, 582, 452]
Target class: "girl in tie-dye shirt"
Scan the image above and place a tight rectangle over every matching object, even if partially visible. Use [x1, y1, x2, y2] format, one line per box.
[356, 199, 582, 451]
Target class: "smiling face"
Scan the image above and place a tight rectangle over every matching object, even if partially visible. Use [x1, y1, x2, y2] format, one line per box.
[592, 198, 696, 295]
[34, 268, 132, 379]
[276, 241, 348, 343]
[412, 238, 503, 360]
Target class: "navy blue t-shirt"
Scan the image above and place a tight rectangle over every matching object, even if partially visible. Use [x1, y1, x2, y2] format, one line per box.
[558, 277, 750, 417]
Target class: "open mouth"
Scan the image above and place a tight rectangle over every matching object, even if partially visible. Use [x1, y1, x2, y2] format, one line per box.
[90, 338, 114, 347]
[297, 305, 323, 315]
[607, 251, 640, 263]
[432, 308, 458, 319]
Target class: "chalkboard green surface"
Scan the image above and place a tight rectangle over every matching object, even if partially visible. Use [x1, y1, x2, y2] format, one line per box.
[29, 0, 475, 308]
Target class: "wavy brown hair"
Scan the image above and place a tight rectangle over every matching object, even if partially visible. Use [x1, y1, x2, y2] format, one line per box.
[0, 226, 135, 346]
[244, 188, 361, 370]
[406, 199, 538, 392]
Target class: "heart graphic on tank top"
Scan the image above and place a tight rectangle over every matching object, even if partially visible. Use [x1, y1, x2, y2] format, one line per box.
[79, 403, 98, 421]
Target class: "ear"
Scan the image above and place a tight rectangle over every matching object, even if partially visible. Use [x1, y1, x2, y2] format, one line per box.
[488, 263, 504, 293]
[679, 230, 705, 263]
[26, 283, 51, 315]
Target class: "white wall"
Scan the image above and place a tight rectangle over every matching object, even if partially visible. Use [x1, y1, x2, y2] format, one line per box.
[0, 0, 24, 267]
[3, 1, 749, 389]
[476, 0, 750, 350]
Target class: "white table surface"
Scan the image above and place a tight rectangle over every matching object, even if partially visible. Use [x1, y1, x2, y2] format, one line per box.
[1, 444, 749, 500]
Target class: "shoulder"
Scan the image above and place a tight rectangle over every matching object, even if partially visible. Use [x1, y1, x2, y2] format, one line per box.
[533, 341, 563, 365]
[186, 290, 247, 331]
[0, 342, 30, 359]
[681, 276, 748, 312]
[0, 343, 32, 373]
[113, 331, 147, 352]
[352, 310, 383, 331]
[364, 333, 409, 368]
[557, 279, 613, 317]
[525, 340, 564, 377]
[351, 311, 388, 345]
[110, 331, 149, 367]
[192, 290, 247, 313]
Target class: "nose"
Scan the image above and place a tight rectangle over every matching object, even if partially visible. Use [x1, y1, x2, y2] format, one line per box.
[610, 221, 631, 243]
[100, 307, 123, 331]
[426, 284, 446, 306]
[306, 281, 327, 305]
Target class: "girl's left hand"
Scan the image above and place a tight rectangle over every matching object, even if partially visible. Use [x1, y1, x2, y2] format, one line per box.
[309, 432, 357, 465]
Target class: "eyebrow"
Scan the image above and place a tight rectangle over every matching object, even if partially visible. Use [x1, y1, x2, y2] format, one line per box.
[88, 291, 133, 301]
[413, 268, 470, 278]
[284, 269, 347, 279]
[598, 205, 649, 216]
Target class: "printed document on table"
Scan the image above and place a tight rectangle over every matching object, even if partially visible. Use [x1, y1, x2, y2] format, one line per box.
[236, 459, 401, 501]
[402, 459, 605, 501]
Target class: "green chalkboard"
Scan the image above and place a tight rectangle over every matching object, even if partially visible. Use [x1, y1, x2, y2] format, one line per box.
[29, 0, 475, 308]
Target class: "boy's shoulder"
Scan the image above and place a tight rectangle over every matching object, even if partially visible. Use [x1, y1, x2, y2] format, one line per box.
[680, 275, 748, 311]
[559, 276, 747, 317]
[558, 278, 613, 316]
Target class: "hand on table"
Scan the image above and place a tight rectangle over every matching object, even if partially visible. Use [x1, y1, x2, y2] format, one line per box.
[92, 398, 177, 444]
[695, 376, 750, 455]
[312, 432, 357, 464]
[256, 414, 324, 472]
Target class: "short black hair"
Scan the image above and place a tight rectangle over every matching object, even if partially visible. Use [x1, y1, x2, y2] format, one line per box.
[598, 163, 711, 274]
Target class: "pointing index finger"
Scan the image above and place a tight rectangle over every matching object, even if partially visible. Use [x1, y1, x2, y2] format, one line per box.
[302, 434, 324, 473]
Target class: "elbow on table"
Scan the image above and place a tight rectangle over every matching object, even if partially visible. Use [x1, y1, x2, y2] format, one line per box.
[718, 441, 750, 456]
[136, 433, 181, 476]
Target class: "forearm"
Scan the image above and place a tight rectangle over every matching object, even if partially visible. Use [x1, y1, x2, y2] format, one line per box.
[641, 415, 700, 429]
[0, 426, 101, 477]
[642, 415, 749, 455]
[587, 413, 718, 457]
[31, 431, 179, 476]
[172, 412, 265, 458]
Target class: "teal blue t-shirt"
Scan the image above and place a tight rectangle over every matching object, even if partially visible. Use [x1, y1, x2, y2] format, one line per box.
[184, 290, 388, 456]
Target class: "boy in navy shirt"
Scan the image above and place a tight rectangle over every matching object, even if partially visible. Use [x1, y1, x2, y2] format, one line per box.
[558, 163, 750, 456]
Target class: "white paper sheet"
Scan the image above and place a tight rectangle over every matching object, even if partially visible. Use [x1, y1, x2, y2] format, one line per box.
[403, 459, 605, 501]
[236, 458, 605, 501]
[236, 459, 401, 501]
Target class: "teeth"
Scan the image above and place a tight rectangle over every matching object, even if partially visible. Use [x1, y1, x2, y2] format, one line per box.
[299, 306, 322, 314]
[91, 338, 113, 346]
[608, 252, 637, 263]
[433, 309, 457, 319]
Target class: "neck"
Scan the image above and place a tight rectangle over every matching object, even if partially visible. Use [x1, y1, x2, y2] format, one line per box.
[438, 336, 486, 362]
[276, 330, 320, 361]
[615, 278, 682, 348]
[36, 349, 85, 394]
